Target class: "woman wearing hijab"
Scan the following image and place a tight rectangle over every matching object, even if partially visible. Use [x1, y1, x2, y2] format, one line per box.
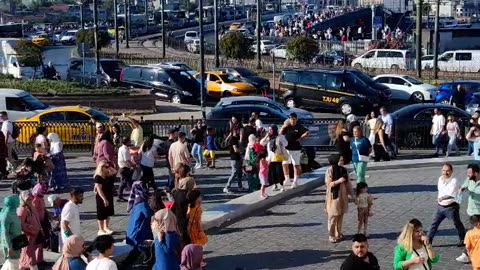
[180, 244, 203, 270]
[94, 160, 116, 236]
[244, 134, 260, 192]
[126, 183, 153, 250]
[48, 133, 69, 191]
[94, 131, 115, 167]
[324, 154, 354, 243]
[17, 190, 41, 270]
[172, 164, 195, 246]
[32, 183, 48, 266]
[152, 209, 181, 270]
[52, 235, 87, 270]
[260, 125, 288, 192]
[0, 195, 22, 269]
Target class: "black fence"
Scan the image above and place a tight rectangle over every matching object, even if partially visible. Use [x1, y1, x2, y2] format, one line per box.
[13, 117, 467, 156]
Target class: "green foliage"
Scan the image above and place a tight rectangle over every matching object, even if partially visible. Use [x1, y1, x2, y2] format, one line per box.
[220, 32, 254, 60]
[14, 40, 43, 72]
[286, 36, 319, 64]
[76, 29, 111, 51]
[0, 78, 122, 94]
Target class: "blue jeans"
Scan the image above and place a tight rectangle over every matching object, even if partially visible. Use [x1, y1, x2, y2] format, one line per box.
[191, 143, 203, 168]
[468, 141, 474, 155]
[225, 160, 243, 189]
[427, 203, 466, 243]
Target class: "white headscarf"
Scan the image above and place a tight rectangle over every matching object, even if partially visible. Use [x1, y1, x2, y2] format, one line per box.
[47, 133, 63, 154]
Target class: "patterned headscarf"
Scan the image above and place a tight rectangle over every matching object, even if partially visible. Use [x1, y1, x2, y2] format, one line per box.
[32, 183, 46, 198]
[127, 180, 148, 213]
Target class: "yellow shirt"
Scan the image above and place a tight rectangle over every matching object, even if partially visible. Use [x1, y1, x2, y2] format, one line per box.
[130, 127, 143, 147]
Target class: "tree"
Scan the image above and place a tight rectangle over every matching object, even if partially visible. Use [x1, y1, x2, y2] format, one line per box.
[286, 36, 319, 64]
[14, 40, 43, 79]
[76, 29, 111, 52]
[220, 32, 253, 60]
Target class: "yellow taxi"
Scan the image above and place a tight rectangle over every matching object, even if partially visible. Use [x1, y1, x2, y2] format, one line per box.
[229, 22, 243, 30]
[195, 71, 257, 98]
[32, 33, 50, 47]
[16, 106, 110, 145]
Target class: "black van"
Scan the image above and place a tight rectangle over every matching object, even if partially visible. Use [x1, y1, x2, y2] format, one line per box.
[66, 58, 126, 86]
[279, 69, 383, 115]
[120, 65, 202, 104]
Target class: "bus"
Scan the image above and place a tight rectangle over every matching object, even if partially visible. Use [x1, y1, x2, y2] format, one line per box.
[0, 23, 23, 38]
[195, 6, 214, 24]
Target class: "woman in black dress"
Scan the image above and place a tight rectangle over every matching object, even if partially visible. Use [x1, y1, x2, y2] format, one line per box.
[335, 119, 352, 164]
[94, 160, 117, 236]
[373, 119, 391, 162]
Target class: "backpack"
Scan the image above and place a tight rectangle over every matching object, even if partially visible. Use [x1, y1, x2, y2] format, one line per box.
[11, 123, 19, 139]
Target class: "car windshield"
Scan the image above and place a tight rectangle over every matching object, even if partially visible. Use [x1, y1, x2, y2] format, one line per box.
[19, 94, 48, 110]
[87, 109, 110, 121]
[219, 74, 241, 83]
[234, 68, 257, 77]
[101, 60, 127, 75]
[262, 41, 274, 45]
[349, 70, 375, 84]
[186, 32, 196, 37]
[173, 63, 193, 71]
[403, 76, 423, 85]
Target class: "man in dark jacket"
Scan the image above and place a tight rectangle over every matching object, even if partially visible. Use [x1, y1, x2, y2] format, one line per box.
[340, 234, 380, 270]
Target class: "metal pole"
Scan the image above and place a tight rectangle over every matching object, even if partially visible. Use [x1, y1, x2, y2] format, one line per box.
[415, 0, 423, 78]
[199, 0, 206, 118]
[125, 0, 130, 48]
[433, 0, 440, 79]
[144, 0, 148, 33]
[371, 5, 375, 40]
[214, 0, 220, 67]
[272, 51, 275, 101]
[80, 2, 84, 30]
[256, 0, 261, 69]
[114, 0, 119, 58]
[93, 0, 100, 87]
[161, 0, 165, 58]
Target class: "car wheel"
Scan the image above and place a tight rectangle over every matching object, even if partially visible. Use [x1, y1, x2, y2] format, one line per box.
[391, 64, 400, 70]
[171, 94, 182, 104]
[222, 91, 232, 97]
[411, 91, 424, 103]
[285, 97, 296, 108]
[404, 131, 422, 148]
[440, 99, 450, 104]
[354, 63, 362, 69]
[340, 102, 353, 115]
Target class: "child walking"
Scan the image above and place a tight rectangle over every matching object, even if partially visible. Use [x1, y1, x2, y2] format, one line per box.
[204, 127, 216, 168]
[187, 188, 208, 267]
[257, 151, 269, 199]
[465, 215, 480, 270]
[355, 182, 373, 236]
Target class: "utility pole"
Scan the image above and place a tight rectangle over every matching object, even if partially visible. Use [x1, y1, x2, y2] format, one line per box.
[79, 2, 84, 30]
[199, 2, 206, 118]
[114, 0, 119, 58]
[125, 0, 130, 48]
[93, 0, 100, 87]
[161, 0, 165, 58]
[433, 0, 440, 79]
[256, 0, 261, 69]
[214, 0, 220, 67]
[144, 0, 148, 33]
[415, 0, 423, 78]
[371, 5, 375, 40]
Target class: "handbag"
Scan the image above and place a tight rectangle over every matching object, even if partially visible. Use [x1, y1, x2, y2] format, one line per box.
[355, 138, 369, 163]
[11, 234, 28, 250]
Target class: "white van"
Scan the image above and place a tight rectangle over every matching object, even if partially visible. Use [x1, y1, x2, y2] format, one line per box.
[351, 49, 415, 70]
[273, 14, 292, 26]
[436, 50, 480, 72]
[0, 89, 50, 121]
[0, 39, 43, 79]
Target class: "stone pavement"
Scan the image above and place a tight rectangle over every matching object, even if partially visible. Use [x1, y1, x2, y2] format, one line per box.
[203, 165, 473, 270]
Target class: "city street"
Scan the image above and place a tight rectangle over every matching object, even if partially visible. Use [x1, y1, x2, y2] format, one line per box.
[204, 166, 473, 270]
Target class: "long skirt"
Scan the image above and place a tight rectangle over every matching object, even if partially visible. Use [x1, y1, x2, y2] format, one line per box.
[50, 151, 68, 189]
[19, 238, 37, 269]
[268, 162, 284, 186]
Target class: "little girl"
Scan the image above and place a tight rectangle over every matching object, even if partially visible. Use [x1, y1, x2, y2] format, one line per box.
[356, 182, 373, 236]
[186, 188, 208, 267]
[257, 151, 269, 199]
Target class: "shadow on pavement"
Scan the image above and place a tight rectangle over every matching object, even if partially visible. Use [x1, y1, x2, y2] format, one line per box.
[369, 184, 437, 194]
[209, 222, 323, 236]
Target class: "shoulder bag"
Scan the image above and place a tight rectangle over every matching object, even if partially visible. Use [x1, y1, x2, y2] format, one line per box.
[412, 245, 429, 270]
[355, 138, 369, 162]
[11, 234, 28, 250]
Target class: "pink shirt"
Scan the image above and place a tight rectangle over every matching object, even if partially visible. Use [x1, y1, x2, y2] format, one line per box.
[259, 158, 269, 180]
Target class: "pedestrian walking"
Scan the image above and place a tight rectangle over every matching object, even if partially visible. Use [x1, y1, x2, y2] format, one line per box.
[335, 119, 352, 164]
[125, 183, 153, 251]
[190, 120, 206, 169]
[61, 189, 84, 250]
[465, 215, 480, 270]
[0, 195, 22, 270]
[355, 183, 373, 237]
[244, 134, 260, 192]
[204, 128, 216, 169]
[186, 189, 207, 266]
[31, 184, 47, 266]
[127, 116, 144, 148]
[168, 132, 191, 177]
[280, 113, 309, 189]
[48, 133, 68, 191]
[241, 117, 257, 150]
[340, 234, 379, 270]
[372, 119, 390, 162]
[379, 107, 396, 157]
[0, 130, 8, 177]
[427, 163, 466, 246]
[431, 108, 446, 157]
[450, 84, 466, 110]
[257, 151, 269, 199]
[467, 111, 480, 155]
[165, 128, 179, 191]
[325, 154, 354, 243]
[350, 126, 371, 183]
[111, 124, 122, 152]
[394, 219, 439, 270]
[117, 137, 135, 202]
[94, 131, 115, 167]
[94, 161, 116, 236]
[139, 136, 159, 192]
[1, 111, 16, 169]
[17, 190, 41, 270]
[260, 125, 288, 192]
[52, 235, 87, 270]
[172, 164, 195, 246]
[365, 111, 377, 156]
[446, 115, 461, 157]
[223, 128, 244, 194]
[86, 235, 117, 270]
[180, 244, 203, 270]
[151, 209, 181, 270]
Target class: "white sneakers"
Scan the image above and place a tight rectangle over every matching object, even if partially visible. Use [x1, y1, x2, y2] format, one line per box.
[456, 253, 470, 263]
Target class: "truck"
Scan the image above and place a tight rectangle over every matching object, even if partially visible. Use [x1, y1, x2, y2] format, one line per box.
[0, 39, 43, 79]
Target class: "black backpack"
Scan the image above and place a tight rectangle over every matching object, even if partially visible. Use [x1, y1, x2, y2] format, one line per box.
[11, 124, 19, 139]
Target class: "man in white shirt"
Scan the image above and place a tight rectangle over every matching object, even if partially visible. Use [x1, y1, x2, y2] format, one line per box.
[1, 111, 15, 166]
[427, 163, 466, 246]
[117, 137, 135, 202]
[61, 188, 84, 248]
[86, 235, 118, 270]
[168, 131, 191, 173]
[379, 107, 396, 157]
[431, 108, 446, 157]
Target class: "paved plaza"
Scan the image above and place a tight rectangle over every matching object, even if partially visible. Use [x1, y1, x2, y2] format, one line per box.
[204, 165, 474, 270]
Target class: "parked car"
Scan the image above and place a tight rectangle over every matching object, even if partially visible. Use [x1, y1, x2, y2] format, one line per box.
[184, 31, 198, 44]
[351, 49, 415, 70]
[466, 92, 480, 115]
[435, 50, 480, 72]
[120, 65, 201, 104]
[0, 88, 51, 121]
[194, 71, 256, 98]
[31, 33, 49, 47]
[345, 69, 392, 100]
[66, 58, 127, 86]
[60, 30, 78, 45]
[270, 45, 287, 59]
[312, 50, 352, 66]
[153, 62, 196, 76]
[434, 81, 480, 104]
[373, 74, 436, 103]
[251, 40, 277, 54]
[279, 69, 382, 115]
[391, 103, 470, 148]
[213, 67, 270, 94]
[421, 54, 435, 70]
[186, 38, 201, 53]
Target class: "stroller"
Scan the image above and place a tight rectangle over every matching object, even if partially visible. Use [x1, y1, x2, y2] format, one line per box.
[11, 157, 49, 194]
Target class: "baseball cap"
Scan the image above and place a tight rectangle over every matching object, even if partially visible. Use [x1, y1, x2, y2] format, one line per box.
[289, 112, 298, 118]
[47, 194, 59, 207]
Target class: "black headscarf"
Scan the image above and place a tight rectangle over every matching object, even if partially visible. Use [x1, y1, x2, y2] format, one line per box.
[100, 130, 113, 143]
[268, 125, 279, 153]
[328, 154, 347, 200]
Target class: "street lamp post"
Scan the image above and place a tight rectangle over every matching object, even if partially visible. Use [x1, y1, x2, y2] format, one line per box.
[144, 0, 148, 33]
[79, 2, 84, 30]
[93, 0, 100, 87]
[433, 0, 440, 79]
[161, 0, 165, 58]
[125, 0, 130, 48]
[114, 0, 119, 58]
[199, 3, 206, 118]
[371, 5, 375, 40]
[214, 0, 220, 67]
[256, 0, 261, 69]
[415, 0, 423, 78]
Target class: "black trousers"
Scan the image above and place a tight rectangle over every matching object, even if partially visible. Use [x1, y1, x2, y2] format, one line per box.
[140, 164, 156, 191]
[118, 167, 133, 199]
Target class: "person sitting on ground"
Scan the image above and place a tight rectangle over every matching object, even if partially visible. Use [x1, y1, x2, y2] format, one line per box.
[340, 233, 379, 270]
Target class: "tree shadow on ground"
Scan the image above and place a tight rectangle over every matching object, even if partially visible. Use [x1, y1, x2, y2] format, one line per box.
[368, 184, 436, 194]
